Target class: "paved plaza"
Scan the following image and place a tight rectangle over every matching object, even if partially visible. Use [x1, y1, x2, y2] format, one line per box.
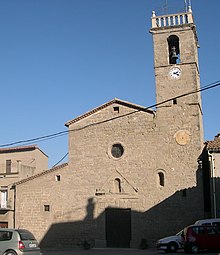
[41, 248, 219, 255]
[41, 248, 159, 255]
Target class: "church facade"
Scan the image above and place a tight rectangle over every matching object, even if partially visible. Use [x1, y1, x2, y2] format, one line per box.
[12, 7, 208, 249]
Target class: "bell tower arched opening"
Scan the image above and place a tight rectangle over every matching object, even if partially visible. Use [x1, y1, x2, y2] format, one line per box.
[168, 35, 180, 64]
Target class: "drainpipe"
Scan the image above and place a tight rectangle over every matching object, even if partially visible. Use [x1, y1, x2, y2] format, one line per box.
[208, 151, 217, 218]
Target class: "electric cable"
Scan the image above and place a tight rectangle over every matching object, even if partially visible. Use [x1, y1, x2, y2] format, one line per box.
[145, 80, 220, 110]
[52, 152, 69, 168]
[0, 80, 220, 148]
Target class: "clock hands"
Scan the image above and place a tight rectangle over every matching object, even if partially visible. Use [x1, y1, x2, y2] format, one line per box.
[169, 67, 181, 79]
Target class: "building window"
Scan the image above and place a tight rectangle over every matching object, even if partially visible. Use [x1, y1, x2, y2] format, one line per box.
[55, 175, 61, 181]
[44, 205, 50, 212]
[0, 222, 8, 228]
[158, 172, 165, 187]
[6, 160, 12, 174]
[111, 143, 124, 158]
[0, 187, 8, 208]
[173, 99, 177, 105]
[113, 106, 119, 113]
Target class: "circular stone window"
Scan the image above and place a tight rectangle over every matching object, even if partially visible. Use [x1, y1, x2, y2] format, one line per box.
[111, 143, 124, 158]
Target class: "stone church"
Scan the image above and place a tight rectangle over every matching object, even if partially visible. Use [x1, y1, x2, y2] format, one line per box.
[1, 6, 210, 249]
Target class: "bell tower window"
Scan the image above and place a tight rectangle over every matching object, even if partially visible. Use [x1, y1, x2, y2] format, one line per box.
[168, 35, 180, 64]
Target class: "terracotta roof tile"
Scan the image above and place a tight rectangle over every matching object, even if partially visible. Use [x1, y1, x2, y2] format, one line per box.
[206, 133, 220, 151]
[0, 145, 37, 153]
[0, 144, 48, 157]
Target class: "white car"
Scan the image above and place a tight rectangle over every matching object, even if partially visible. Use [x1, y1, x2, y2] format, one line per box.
[0, 228, 41, 255]
[194, 218, 220, 226]
[156, 230, 183, 253]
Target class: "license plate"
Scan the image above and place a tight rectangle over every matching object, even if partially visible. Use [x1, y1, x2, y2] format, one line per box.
[29, 243, 37, 248]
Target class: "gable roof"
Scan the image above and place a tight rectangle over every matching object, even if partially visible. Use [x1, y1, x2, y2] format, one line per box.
[0, 144, 48, 157]
[206, 133, 220, 151]
[65, 98, 155, 127]
[14, 163, 68, 186]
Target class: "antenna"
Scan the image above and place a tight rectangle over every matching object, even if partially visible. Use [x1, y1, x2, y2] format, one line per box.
[185, 0, 192, 11]
[161, 0, 168, 14]
[184, 0, 187, 12]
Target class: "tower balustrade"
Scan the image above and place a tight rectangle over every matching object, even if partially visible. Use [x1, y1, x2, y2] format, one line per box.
[151, 6, 194, 28]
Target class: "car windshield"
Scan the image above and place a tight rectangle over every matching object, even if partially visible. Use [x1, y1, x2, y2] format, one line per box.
[17, 229, 36, 241]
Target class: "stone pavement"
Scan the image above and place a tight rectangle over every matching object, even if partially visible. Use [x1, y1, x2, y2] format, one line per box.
[41, 248, 159, 255]
[41, 248, 219, 255]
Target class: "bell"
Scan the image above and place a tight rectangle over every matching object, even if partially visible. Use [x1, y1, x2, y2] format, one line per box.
[170, 46, 178, 64]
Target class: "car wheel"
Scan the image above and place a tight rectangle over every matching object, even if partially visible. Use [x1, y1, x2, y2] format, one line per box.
[190, 243, 199, 254]
[166, 242, 178, 253]
[4, 251, 17, 255]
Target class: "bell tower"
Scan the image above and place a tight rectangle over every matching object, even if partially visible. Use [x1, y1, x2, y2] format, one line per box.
[149, 6, 205, 222]
[150, 6, 203, 146]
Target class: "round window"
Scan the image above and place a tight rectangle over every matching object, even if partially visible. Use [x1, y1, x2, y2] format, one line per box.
[111, 143, 124, 158]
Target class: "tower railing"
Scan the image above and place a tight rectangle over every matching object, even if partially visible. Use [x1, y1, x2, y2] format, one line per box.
[151, 6, 194, 28]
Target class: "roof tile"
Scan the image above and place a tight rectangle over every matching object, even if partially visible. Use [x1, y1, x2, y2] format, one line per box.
[206, 133, 220, 151]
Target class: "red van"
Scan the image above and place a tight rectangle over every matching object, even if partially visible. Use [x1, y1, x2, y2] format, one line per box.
[183, 225, 220, 253]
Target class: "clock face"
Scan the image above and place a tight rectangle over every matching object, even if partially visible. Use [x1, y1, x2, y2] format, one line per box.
[169, 67, 181, 79]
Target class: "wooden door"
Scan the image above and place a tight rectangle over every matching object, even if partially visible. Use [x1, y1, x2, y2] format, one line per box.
[105, 208, 131, 248]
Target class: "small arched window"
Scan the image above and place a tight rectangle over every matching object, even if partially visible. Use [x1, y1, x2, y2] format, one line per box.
[114, 178, 122, 193]
[168, 35, 180, 64]
[158, 172, 165, 187]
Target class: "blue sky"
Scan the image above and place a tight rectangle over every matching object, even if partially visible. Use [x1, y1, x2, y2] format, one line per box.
[0, 0, 219, 168]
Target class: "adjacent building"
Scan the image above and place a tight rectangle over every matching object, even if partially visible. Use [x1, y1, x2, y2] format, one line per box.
[202, 134, 220, 218]
[0, 145, 48, 228]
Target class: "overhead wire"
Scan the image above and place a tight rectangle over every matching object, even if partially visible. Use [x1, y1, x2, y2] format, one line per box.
[51, 80, 220, 166]
[52, 152, 69, 168]
[0, 130, 68, 147]
[145, 80, 220, 110]
[0, 80, 220, 149]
